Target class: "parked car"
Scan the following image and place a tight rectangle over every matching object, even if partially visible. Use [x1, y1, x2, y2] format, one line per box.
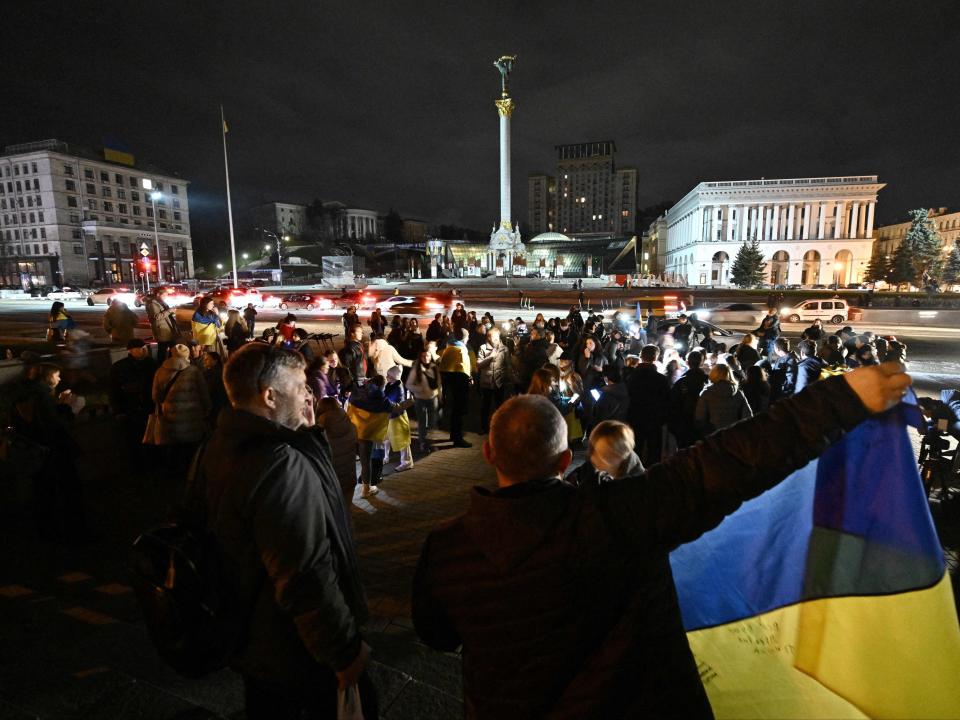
[46, 286, 90, 301]
[691, 303, 767, 326]
[87, 287, 137, 306]
[276, 293, 334, 311]
[779, 298, 849, 324]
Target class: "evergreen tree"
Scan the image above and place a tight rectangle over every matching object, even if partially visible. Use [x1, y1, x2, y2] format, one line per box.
[888, 236, 916, 287]
[943, 240, 960, 285]
[863, 243, 890, 283]
[730, 240, 766, 288]
[903, 208, 943, 284]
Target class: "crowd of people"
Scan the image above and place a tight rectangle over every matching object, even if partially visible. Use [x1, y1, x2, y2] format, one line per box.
[2, 287, 917, 718]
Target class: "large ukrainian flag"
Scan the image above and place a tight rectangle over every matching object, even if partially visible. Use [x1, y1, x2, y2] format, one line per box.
[670, 399, 960, 718]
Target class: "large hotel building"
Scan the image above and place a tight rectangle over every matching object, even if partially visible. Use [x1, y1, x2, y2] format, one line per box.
[0, 139, 193, 289]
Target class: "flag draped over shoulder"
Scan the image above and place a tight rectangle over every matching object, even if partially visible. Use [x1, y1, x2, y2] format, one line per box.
[669, 399, 960, 719]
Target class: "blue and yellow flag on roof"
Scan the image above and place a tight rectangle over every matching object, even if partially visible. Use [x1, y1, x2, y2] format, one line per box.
[670, 399, 960, 718]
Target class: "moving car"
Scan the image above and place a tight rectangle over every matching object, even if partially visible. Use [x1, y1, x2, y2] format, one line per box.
[779, 298, 849, 324]
[134, 285, 194, 307]
[86, 287, 137, 306]
[276, 293, 334, 311]
[691, 303, 767, 326]
[375, 295, 419, 313]
[378, 295, 447, 316]
[336, 289, 377, 309]
[207, 286, 263, 309]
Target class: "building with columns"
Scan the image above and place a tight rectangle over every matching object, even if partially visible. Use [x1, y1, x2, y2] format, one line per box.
[663, 175, 884, 287]
[0, 139, 193, 289]
[874, 207, 960, 261]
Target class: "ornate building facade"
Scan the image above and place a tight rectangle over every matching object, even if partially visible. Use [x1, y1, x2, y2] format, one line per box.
[663, 175, 884, 287]
[874, 207, 960, 260]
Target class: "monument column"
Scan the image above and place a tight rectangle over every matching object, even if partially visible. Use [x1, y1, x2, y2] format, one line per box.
[489, 55, 525, 268]
[496, 98, 513, 228]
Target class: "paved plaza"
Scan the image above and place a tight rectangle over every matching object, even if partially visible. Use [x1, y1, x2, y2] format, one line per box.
[0, 405, 528, 719]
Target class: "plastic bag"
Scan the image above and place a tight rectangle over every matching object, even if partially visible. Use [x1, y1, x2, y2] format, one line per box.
[337, 685, 364, 720]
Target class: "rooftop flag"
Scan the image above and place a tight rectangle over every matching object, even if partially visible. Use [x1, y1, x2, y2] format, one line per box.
[670, 399, 960, 718]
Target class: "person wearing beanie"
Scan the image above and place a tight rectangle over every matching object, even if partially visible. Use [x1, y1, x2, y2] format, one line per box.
[384, 365, 414, 472]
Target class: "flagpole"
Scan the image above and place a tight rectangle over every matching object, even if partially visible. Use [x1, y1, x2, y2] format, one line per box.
[221, 105, 239, 289]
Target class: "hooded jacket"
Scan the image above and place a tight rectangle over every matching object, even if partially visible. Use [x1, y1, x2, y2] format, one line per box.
[412, 376, 869, 719]
[368, 337, 413, 378]
[695, 380, 753, 434]
[200, 408, 367, 689]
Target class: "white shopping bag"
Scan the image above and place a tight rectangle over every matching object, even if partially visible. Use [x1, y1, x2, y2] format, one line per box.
[337, 685, 364, 720]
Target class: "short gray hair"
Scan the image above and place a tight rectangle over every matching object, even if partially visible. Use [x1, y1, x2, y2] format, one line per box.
[489, 395, 567, 482]
[224, 343, 305, 407]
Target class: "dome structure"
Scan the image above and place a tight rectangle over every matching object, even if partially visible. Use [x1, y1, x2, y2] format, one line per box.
[529, 231, 573, 244]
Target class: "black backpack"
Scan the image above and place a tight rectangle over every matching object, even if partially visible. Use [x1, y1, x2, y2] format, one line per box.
[129, 445, 246, 678]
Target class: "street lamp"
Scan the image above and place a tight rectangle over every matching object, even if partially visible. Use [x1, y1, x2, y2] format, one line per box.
[834, 262, 844, 291]
[142, 179, 164, 283]
[262, 230, 284, 287]
[242, 252, 249, 260]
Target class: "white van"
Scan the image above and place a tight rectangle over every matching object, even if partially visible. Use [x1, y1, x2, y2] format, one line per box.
[780, 298, 849, 324]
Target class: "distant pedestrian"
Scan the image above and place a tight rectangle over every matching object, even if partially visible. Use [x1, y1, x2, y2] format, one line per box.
[46, 301, 74, 344]
[149, 342, 210, 474]
[109, 338, 157, 454]
[145, 289, 179, 360]
[242, 302, 257, 339]
[223, 309, 248, 355]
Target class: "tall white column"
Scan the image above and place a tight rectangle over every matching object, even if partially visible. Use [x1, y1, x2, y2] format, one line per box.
[834, 202, 844, 239]
[849, 202, 860, 239]
[740, 205, 748, 242]
[499, 112, 511, 227]
[786, 204, 796, 240]
[865, 201, 876, 238]
[694, 206, 704, 243]
[757, 205, 766, 241]
[817, 203, 827, 239]
[771, 204, 780, 241]
[857, 203, 867, 237]
[802, 203, 812, 240]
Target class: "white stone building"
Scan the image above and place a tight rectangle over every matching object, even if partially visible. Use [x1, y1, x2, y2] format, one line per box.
[251, 201, 307, 238]
[0, 139, 193, 289]
[663, 175, 885, 287]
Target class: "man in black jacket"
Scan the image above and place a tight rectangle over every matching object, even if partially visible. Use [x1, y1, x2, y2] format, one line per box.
[625, 343, 671, 465]
[202, 343, 376, 719]
[412, 364, 910, 719]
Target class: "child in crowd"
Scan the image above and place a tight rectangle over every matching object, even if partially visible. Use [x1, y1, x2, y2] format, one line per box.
[384, 365, 414, 471]
[567, 420, 644, 486]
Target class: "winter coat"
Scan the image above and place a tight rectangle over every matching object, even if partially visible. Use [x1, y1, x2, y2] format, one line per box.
[439, 341, 471, 376]
[144, 296, 179, 342]
[102, 302, 138, 344]
[591, 382, 630, 425]
[368, 337, 413, 378]
[151, 356, 210, 444]
[200, 408, 367, 689]
[795, 356, 826, 394]
[695, 381, 752, 434]
[317, 405, 358, 502]
[413, 377, 869, 719]
[625, 363, 671, 434]
[406, 360, 440, 401]
[477, 342, 511, 389]
[109, 354, 157, 418]
[668, 368, 709, 446]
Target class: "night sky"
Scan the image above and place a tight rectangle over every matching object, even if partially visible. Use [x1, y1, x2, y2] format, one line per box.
[3, 1, 959, 258]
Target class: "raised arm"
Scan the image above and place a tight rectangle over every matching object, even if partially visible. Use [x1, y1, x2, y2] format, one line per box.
[602, 364, 910, 551]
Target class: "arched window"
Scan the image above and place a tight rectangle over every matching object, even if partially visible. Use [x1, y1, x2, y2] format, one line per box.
[802, 250, 821, 285]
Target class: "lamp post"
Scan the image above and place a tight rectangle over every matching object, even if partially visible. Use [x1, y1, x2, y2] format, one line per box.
[142, 180, 164, 284]
[834, 262, 844, 291]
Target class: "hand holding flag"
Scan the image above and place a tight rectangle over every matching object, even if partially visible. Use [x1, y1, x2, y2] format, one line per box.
[844, 361, 911, 414]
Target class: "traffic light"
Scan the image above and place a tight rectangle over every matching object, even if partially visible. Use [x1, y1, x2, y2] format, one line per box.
[139, 257, 154, 273]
